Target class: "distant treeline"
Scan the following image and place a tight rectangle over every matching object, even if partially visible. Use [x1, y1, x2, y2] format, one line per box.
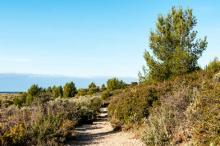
[0, 92, 22, 94]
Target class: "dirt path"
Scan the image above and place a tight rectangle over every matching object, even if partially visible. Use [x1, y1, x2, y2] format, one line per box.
[69, 108, 145, 146]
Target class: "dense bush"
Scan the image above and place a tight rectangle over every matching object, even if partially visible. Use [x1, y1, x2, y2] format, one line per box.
[100, 84, 107, 91]
[0, 95, 102, 146]
[51, 86, 63, 98]
[77, 88, 88, 96]
[107, 78, 127, 91]
[101, 90, 112, 100]
[108, 84, 163, 130]
[13, 93, 26, 107]
[205, 58, 220, 79]
[143, 85, 193, 145]
[27, 84, 42, 97]
[88, 82, 100, 95]
[0, 94, 21, 108]
[214, 72, 220, 82]
[63, 82, 77, 98]
[141, 71, 220, 146]
[108, 69, 220, 145]
[187, 81, 220, 145]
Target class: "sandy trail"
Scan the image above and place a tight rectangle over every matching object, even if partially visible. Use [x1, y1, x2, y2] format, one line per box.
[69, 108, 145, 146]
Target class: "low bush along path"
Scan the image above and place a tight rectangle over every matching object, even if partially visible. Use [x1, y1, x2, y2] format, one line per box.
[69, 107, 144, 146]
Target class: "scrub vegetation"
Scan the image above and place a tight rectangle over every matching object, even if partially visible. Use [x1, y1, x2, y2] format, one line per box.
[109, 7, 220, 146]
[1, 6, 219, 146]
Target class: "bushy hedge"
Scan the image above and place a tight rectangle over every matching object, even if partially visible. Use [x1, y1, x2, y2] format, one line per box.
[108, 69, 220, 145]
[108, 84, 166, 130]
[143, 71, 220, 146]
[0, 96, 102, 146]
[188, 81, 220, 145]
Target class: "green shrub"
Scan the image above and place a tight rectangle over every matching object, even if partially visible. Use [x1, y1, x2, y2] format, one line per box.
[52, 86, 63, 98]
[0, 95, 102, 146]
[205, 57, 220, 74]
[0, 99, 14, 108]
[63, 82, 77, 98]
[1, 123, 27, 146]
[25, 94, 34, 105]
[142, 88, 192, 145]
[100, 84, 107, 91]
[142, 107, 172, 146]
[141, 71, 220, 145]
[88, 82, 100, 95]
[214, 72, 220, 82]
[101, 90, 111, 100]
[13, 95, 26, 107]
[107, 78, 127, 91]
[75, 96, 102, 124]
[188, 81, 220, 146]
[77, 88, 88, 96]
[27, 84, 42, 97]
[57, 119, 76, 141]
[108, 70, 217, 145]
[108, 85, 160, 130]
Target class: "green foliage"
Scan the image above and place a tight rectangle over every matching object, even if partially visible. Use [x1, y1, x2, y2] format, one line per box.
[46, 86, 52, 93]
[0, 96, 102, 146]
[142, 87, 192, 146]
[13, 94, 26, 107]
[205, 57, 220, 74]
[0, 94, 21, 108]
[107, 78, 126, 91]
[27, 84, 42, 97]
[76, 96, 102, 124]
[140, 7, 207, 82]
[189, 81, 220, 146]
[88, 82, 99, 95]
[63, 82, 77, 98]
[108, 84, 160, 130]
[142, 106, 172, 146]
[52, 86, 63, 98]
[1, 123, 27, 145]
[108, 68, 220, 145]
[77, 88, 88, 96]
[25, 94, 34, 105]
[141, 71, 220, 145]
[101, 90, 112, 100]
[101, 84, 107, 91]
[214, 72, 220, 82]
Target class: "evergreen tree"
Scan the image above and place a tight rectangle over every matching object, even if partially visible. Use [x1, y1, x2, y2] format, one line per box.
[101, 84, 107, 91]
[139, 7, 207, 82]
[27, 84, 41, 97]
[107, 78, 126, 91]
[52, 86, 63, 98]
[63, 82, 77, 97]
[88, 82, 99, 94]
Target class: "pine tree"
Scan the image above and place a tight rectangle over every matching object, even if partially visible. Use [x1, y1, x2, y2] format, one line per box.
[88, 82, 99, 94]
[63, 82, 77, 97]
[140, 7, 207, 82]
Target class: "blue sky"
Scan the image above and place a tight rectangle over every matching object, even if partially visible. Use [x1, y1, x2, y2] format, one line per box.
[0, 0, 219, 78]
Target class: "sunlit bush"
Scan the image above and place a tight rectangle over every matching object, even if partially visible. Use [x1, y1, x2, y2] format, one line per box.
[108, 84, 162, 130]
[0, 95, 102, 146]
[187, 81, 220, 146]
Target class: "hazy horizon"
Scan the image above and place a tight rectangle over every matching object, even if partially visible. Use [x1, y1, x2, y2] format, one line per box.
[0, 73, 137, 92]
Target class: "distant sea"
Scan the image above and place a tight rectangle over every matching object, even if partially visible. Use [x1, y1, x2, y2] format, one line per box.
[0, 73, 137, 92]
[0, 92, 22, 94]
